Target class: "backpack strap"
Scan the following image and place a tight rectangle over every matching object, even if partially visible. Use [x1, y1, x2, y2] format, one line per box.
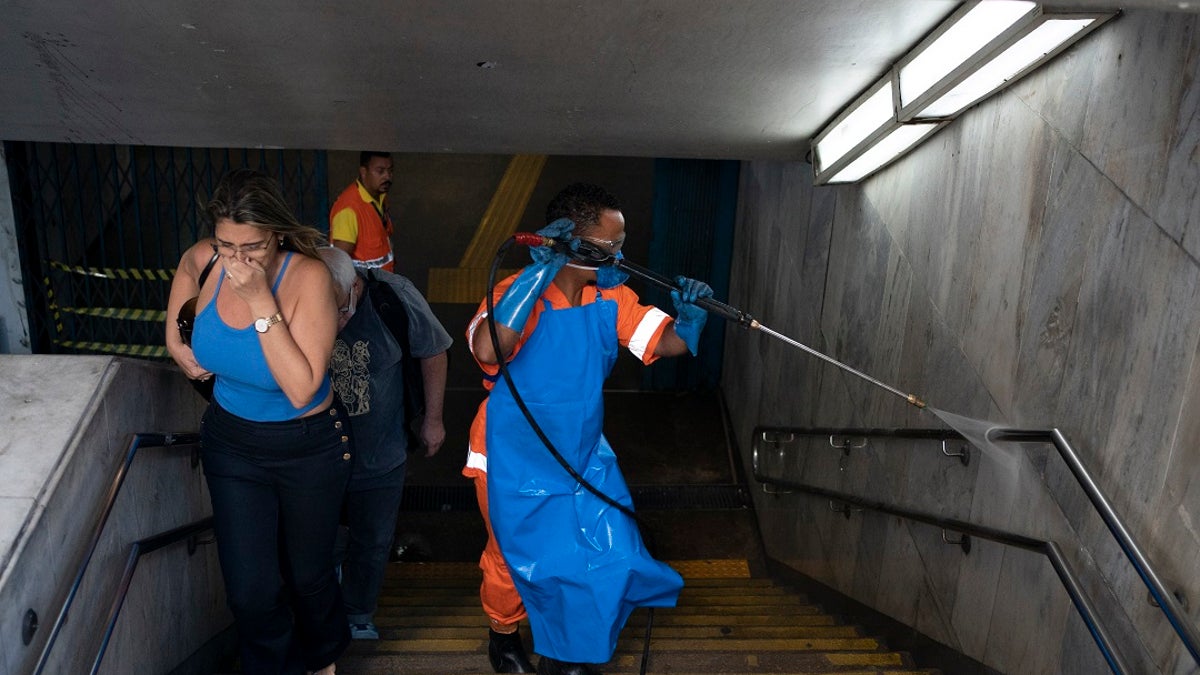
[365, 269, 412, 356]
[364, 269, 425, 450]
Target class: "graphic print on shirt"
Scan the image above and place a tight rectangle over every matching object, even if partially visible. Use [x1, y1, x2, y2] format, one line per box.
[332, 338, 372, 416]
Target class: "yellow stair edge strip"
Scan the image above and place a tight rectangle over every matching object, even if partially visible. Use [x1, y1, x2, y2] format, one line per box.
[670, 558, 750, 578]
[825, 651, 907, 666]
[389, 559, 751, 580]
[611, 637, 884, 652]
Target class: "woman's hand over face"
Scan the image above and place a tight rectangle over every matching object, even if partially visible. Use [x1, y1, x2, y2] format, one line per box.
[223, 255, 275, 309]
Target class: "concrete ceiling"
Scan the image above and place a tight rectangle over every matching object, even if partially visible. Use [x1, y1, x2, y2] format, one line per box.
[0, 1, 1189, 160]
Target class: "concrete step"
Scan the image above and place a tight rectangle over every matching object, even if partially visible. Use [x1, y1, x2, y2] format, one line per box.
[337, 559, 939, 675]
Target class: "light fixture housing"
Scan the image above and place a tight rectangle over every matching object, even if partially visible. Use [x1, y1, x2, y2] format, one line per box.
[897, 1, 1115, 121]
[811, 75, 948, 185]
[810, 1, 1116, 185]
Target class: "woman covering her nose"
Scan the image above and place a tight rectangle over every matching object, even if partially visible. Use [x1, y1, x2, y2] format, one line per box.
[165, 168, 350, 675]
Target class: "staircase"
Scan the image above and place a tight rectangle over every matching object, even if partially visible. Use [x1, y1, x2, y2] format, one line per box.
[338, 558, 940, 675]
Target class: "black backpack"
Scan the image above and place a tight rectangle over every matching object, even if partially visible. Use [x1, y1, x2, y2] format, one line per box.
[363, 269, 425, 451]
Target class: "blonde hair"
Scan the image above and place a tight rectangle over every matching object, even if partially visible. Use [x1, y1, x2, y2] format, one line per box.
[206, 168, 326, 258]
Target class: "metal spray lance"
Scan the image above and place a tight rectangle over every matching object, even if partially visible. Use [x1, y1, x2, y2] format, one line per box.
[512, 232, 927, 409]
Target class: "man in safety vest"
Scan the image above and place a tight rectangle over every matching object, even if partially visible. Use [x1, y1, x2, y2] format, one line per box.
[330, 151, 396, 272]
[463, 183, 713, 675]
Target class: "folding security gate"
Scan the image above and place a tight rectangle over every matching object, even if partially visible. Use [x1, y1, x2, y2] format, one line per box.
[3, 142, 328, 358]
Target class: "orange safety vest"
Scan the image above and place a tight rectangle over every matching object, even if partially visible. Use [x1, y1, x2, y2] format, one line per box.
[329, 182, 395, 272]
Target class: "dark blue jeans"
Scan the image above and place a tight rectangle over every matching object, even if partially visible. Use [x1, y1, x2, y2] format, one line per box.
[335, 463, 406, 623]
[202, 400, 353, 674]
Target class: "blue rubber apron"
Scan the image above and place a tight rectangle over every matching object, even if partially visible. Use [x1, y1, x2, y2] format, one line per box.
[486, 293, 683, 664]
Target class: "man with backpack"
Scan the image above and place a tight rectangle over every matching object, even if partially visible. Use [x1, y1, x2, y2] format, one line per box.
[319, 246, 452, 640]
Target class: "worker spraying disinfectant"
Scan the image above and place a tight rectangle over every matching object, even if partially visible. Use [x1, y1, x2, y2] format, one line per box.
[468, 184, 715, 675]
[482, 183, 938, 675]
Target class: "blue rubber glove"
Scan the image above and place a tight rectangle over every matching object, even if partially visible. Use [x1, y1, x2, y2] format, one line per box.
[529, 218, 578, 265]
[494, 219, 577, 331]
[670, 275, 713, 356]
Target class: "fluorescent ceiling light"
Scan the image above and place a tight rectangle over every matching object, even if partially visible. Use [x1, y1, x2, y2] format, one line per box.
[809, 1, 1116, 185]
[900, 1, 1037, 107]
[917, 18, 1096, 118]
[898, 2, 1115, 121]
[821, 123, 944, 184]
[813, 79, 894, 174]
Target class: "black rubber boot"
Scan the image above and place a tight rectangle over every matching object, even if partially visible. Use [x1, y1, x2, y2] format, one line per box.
[536, 655, 602, 675]
[488, 628, 537, 673]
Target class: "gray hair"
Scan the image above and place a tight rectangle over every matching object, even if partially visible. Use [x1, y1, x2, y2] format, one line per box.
[318, 246, 357, 294]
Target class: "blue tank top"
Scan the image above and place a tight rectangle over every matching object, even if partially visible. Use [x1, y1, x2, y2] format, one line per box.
[192, 252, 332, 421]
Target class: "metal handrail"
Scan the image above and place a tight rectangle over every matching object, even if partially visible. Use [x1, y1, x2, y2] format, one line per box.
[90, 516, 214, 674]
[752, 425, 1200, 674]
[990, 427, 1199, 667]
[33, 431, 202, 675]
[752, 449, 1128, 674]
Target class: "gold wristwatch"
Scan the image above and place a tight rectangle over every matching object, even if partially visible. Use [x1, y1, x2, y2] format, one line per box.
[254, 312, 284, 333]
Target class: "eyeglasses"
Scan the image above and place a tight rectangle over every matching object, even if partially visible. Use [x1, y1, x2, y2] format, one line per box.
[212, 238, 273, 256]
[578, 234, 626, 254]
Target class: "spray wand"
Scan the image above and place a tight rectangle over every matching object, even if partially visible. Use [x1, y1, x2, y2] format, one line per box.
[512, 232, 927, 409]
[615, 257, 927, 409]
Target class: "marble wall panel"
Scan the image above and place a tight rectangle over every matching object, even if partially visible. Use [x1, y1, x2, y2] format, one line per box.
[1161, 310, 1200, 585]
[33, 360, 214, 675]
[1010, 147, 1109, 428]
[899, 435, 979, 525]
[819, 490, 868, 595]
[906, 131, 980, 341]
[1034, 464, 1153, 667]
[1053, 190, 1200, 530]
[844, 504, 892, 598]
[767, 493, 826, 582]
[821, 198, 889, 374]
[891, 518, 966, 651]
[862, 513, 915, 624]
[1075, 12, 1200, 259]
[947, 534, 1004, 660]
[958, 101, 1058, 415]
[771, 494, 837, 583]
[983, 546, 1073, 675]
[1009, 19, 1099, 150]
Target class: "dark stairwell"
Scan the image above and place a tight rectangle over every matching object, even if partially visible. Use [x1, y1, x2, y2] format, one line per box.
[329, 389, 991, 675]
